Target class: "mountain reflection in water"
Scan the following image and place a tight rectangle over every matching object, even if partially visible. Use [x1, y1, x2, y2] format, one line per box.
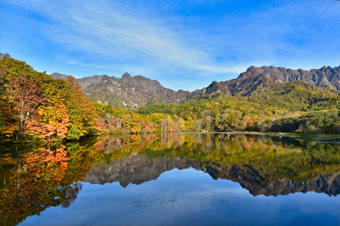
[84, 133, 340, 196]
[84, 154, 340, 196]
[1, 133, 340, 225]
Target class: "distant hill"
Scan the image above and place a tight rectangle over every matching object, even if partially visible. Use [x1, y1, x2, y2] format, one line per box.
[51, 64, 340, 109]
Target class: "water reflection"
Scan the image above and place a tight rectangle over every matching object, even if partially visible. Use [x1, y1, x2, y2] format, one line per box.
[0, 141, 98, 225]
[1, 133, 340, 225]
[87, 133, 340, 196]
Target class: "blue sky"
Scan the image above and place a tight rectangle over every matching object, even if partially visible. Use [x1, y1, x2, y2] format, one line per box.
[1, 0, 340, 91]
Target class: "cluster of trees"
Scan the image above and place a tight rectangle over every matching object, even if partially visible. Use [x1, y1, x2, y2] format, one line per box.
[93, 102, 185, 134]
[136, 97, 289, 132]
[271, 110, 340, 134]
[96, 96, 288, 134]
[0, 54, 98, 141]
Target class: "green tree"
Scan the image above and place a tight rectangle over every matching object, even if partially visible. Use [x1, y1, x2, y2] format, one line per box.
[105, 102, 114, 114]
[65, 76, 98, 139]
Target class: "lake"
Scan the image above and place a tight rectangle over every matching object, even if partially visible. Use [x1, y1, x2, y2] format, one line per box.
[1, 133, 339, 225]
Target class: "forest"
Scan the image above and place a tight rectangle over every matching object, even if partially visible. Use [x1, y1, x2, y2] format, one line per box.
[1, 53, 340, 143]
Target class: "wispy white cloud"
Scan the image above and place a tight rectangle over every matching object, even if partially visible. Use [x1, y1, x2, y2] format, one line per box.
[5, 0, 260, 77]
[4, 0, 340, 91]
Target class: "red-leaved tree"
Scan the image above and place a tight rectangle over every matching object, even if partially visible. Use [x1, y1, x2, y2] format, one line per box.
[6, 72, 45, 139]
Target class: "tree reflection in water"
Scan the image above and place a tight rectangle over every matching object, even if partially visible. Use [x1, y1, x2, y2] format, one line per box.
[0, 141, 98, 225]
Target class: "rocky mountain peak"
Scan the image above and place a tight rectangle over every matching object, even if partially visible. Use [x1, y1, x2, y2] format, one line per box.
[50, 72, 71, 80]
[121, 72, 132, 80]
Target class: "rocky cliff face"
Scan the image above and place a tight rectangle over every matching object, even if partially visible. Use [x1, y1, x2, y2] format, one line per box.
[238, 65, 340, 90]
[83, 154, 340, 196]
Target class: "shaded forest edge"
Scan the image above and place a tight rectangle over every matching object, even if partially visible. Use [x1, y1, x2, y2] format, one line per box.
[1, 53, 340, 143]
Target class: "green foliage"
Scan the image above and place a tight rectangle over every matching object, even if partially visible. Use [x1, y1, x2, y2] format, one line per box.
[92, 101, 106, 117]
[248, 81, 340, 111]
[271, 110, 340, 134]
[105, 102, 114, 114]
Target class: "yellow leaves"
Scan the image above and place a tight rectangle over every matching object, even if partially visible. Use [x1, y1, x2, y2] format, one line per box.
[0, 124, 19, 137]
[33, 104, 70, 139]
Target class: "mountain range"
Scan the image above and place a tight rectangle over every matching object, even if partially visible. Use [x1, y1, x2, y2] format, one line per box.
[51, 65, 340, 109]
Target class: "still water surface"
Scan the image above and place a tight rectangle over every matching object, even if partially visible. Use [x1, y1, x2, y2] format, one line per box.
[1, 133, 339, 225]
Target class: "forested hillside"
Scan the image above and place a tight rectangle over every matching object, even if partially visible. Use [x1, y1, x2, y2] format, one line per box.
[248, 81, 340, 111]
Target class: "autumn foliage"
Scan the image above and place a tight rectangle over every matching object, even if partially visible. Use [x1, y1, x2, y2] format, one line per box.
[0, 53, 98, 141]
